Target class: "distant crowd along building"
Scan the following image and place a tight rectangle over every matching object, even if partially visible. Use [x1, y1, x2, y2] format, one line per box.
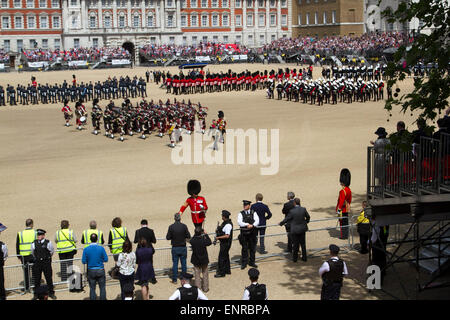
[0, 0, 292, 56]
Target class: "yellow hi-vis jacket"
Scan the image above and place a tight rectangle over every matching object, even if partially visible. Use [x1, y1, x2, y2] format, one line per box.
[18, 229, 36, 256]
[110, 227, 127, 254]
[55, 229, 76, 253]
[83, 229, 103, 248]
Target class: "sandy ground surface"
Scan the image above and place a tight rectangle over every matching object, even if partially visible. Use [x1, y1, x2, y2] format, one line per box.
[0, 64, 447, 300]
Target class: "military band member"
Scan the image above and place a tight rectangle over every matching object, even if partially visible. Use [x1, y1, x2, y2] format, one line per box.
[336, 169, 352, 240]
[319, 244, 348, 300]
[238, 200, 260, 269]
[61, 100, 73, 127]
[91, 99, 103, 135]
[179, 180, 208, 228]
[214, 210, 233, 278]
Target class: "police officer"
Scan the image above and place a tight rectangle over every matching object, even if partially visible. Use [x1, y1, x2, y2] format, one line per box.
[214, 210, 233, 278]
[31, 229, 57, 300]
[81, 220, 105, 247]
[242, 268, 268, 300]
[55, 220, 77, 282]
[168, 272, 208, 300]
[0, 85, 5, 106]
[16, 218, 36, 292]
[145, 70, 150, 83]
[238, 200, 260, 269]
[0, 224, 8, 300]
[319, 244, 348, 300]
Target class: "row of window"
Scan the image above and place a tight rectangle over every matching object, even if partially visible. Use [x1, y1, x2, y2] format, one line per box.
[84, 12, 286, 28]
[1, 0, 60, 8]
[298, 11, 337, 25]
[75, 0, 288, 9]
[3, 38, 61, 51]
[1, 15, 60, 29]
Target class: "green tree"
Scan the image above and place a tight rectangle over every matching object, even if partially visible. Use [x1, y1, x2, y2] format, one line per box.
[378, 0, 450, 123]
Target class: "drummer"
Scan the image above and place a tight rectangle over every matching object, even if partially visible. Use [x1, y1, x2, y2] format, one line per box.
[75, 100, 87, 130]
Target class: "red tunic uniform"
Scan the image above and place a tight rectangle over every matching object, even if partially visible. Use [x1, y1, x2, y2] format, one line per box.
[179, 196, 208, 224]
[336, 186, 352, 214]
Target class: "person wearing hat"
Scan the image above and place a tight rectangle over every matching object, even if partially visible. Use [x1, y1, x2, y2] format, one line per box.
[30, 229, 56, 300]
[16, 218, 36, 292]
[370, 127, 390, 191]
[0, 224, 8, 300]
[237, 200, 260, 269]
[242, 268, 268, 300]
[179, 180, 208, 228]
[214, 210, 233, 278]
[166, 213, 191, 284]
[319, 244, 348, 300]
[168, 272, 208, 300]
[34, 284, 49, 300]
[336, 169, 352, 240]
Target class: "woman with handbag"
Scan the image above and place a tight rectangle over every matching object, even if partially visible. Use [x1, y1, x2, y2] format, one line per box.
[116, 240, 136, 300]
[135, 238, 155, 300]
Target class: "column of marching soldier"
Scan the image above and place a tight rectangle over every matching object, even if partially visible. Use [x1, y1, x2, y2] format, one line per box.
[0, 75, 148, 107]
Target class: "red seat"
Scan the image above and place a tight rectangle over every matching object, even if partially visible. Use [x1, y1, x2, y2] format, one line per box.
[442, 155, 450, 180]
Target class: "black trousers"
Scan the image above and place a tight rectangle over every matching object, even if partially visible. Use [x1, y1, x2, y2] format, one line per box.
[58, 251, 75, 282]
[321, 282, 342, 300]
[285, 225, 292, 252]
[240, 233, 257, 266]
[256, 227, 266, 251]
[339, 212, 349, 239]
[359, 233, 369, 254]
[217, 241, 231, 275]
[291, 232, 306, 261]
[0, 266, 5, 300]
[32, 261, 54, 295]
[372, 240, 387, 281]
[20, 255, 34, 291]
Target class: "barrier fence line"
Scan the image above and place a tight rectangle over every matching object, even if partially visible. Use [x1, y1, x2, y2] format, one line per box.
[5, 215, 364, 298]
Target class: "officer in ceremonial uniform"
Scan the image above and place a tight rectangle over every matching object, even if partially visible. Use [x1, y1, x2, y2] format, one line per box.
[242, 268, 268, 300]
[31, 229, 57, 300]
[168, 272, 208, 300]
[319, 244, 348, 300]
[81, 220, 105, 247]
[16, 219, 36, 292]
[238, 200, 260, 269]
[214, 210, 233, 278]
[55, 220, 77, 282]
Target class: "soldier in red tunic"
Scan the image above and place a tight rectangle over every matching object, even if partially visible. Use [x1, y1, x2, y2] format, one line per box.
[336, 169, 352, 239]
[179, 180, 208, 228]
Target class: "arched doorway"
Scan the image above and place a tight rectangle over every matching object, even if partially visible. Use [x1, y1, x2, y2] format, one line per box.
[122, 41, 135, 62]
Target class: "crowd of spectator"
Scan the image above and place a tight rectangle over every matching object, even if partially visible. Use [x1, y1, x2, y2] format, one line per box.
[21, 47, 131, 62]
[0, 49, 9, 63]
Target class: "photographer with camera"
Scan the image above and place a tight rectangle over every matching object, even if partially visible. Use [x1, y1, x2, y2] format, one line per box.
[189, 226, 212, 293]
[214, 210, 233, 278]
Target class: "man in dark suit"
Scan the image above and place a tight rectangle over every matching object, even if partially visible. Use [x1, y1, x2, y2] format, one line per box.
[281, 192, 296, 253]
[250, 193, 272, 254]
[279, 198, 310, 262]
[134, 219, 157, 283]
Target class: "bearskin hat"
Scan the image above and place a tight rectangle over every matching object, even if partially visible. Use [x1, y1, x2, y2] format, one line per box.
[339, 168, 351, 187]
[218, 110, 224, 119]
[187, 180, 201, 196]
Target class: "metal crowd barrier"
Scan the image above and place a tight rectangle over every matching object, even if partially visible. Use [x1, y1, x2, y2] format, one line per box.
[5, 216, 357, 298]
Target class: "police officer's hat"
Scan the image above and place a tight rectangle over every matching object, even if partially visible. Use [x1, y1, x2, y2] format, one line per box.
[179, 272, 194, 280]
[248, 268, 259, 278]
[187, 179, 201, 196]
[222, 210, 231, 218]
[329, 244, 340, 254]
[35, 284, 49, 297]
[36, 229, 46, 235]
[242, 200, 252, 206]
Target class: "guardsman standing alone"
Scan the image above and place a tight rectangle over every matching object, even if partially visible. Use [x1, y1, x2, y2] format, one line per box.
[55, 220, 77, 282]
[31, 229, 57, 300]
[238, 200, 260, 269]
[16, 219, 36, 292]
[319, 244, 348, 300]
[214, 210, 233, 278]
[179, 180, 208, 228]
[336, 169, 352, 239]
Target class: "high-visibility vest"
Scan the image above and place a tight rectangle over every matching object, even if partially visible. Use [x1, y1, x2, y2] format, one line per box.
[18, 229, 36, 256]
[55, 229, 76, 254]
[83, 229, 104, 248]
[110, 227, 127, 254]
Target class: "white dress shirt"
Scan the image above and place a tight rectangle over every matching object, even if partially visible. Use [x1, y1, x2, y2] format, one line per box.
[318, 256, 348, 277]
[222, 223, 232, 235]
[238, 210, 260, 228]
[169, 283, 208, 300]
[31, 239, 55, 257]
[242, 282, 268, 300]
[1, 242, 7, 261]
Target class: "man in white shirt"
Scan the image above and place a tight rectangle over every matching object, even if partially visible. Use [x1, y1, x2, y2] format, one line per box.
[318, 244, 348, 300]
[242, 268, 268, 300]
[214, 210, 233, 278]
[31, 229, 57, 300]
[169, 272, 208, 300]
[237, 200, 260, 269]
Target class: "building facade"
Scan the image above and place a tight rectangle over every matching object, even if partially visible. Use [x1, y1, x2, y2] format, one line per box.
[61, 0, 292, 54]
[292, 0, 364, 38]
[0, 0, 63, 52]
